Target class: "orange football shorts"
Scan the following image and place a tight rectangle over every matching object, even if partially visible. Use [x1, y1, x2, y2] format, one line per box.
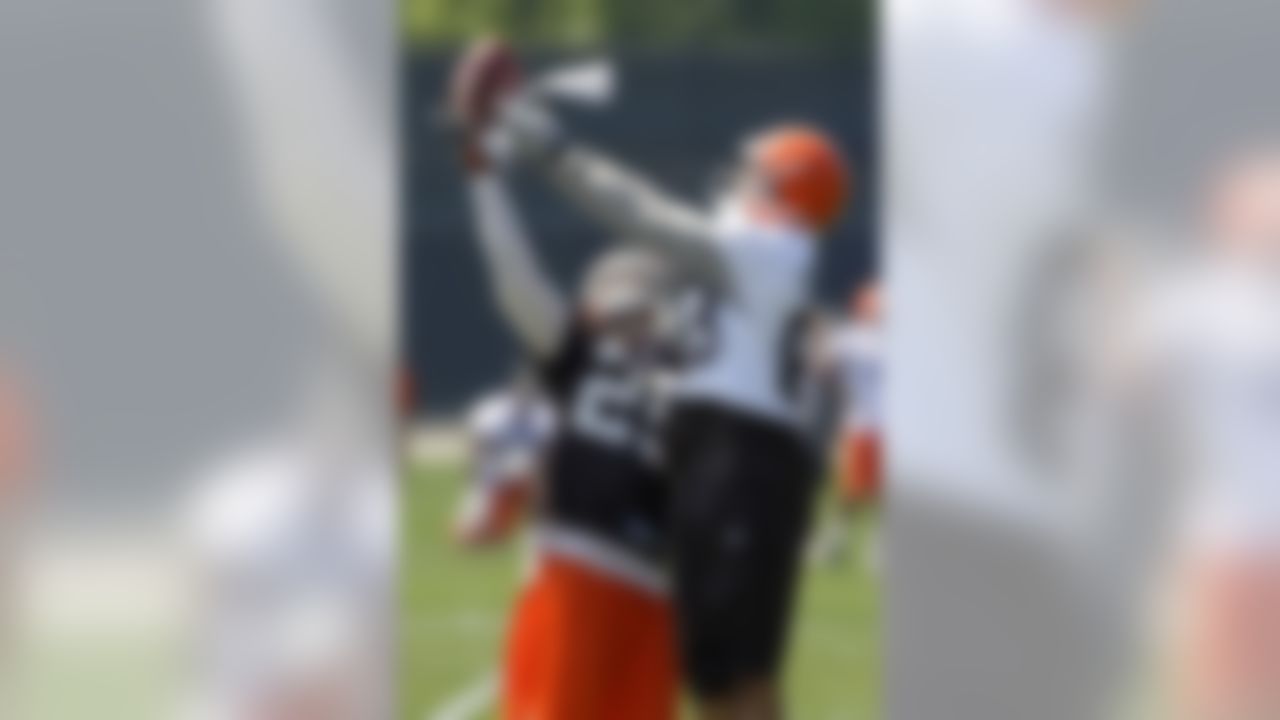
[502, 552, 677, 720]
[839, 430, 882, 505]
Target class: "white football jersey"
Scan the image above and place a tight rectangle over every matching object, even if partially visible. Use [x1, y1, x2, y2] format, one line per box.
[675, 205, 817, 429]
[830, 321, 884, 434]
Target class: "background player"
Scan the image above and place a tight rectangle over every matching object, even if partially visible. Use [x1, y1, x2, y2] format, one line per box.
[466, 41, 852, 718]
[1122, 149, 1280, 720]
[453, 373, 555, 547]
[451, 43, 681, 717]
[811, 280, 884, 569]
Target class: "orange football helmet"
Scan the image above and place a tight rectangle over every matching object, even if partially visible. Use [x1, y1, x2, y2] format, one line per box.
[744, 124, 851, 233]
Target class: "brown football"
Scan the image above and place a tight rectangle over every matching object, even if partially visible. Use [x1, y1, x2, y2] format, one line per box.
[447, 38, 523, 129]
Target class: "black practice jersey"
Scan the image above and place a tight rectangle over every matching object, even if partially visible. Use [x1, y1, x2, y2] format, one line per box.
[538, 320, 668, 567]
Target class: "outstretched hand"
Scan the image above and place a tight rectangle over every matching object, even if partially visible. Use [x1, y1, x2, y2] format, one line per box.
[445, 38, 523, 172]
[445, 38, 565, 173]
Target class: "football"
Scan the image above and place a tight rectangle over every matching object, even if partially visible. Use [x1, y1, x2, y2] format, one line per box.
[446, 38, 523, 130]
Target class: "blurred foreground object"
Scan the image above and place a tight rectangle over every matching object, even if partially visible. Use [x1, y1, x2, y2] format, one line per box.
[888, 0, 1280, 718]
[179, 0, 397, 717]
[0, 366, 34, 718]
[1128, 150, 1280, 720]
[0, 0, 395, 716]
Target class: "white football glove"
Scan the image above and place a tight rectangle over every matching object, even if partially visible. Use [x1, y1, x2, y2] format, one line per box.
[481, 92, 564, 169]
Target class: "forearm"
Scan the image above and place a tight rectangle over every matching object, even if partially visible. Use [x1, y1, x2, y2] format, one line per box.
[485, 92, 725, 285]
[468, 174, 567, 356]
[542, 146, 723, 274]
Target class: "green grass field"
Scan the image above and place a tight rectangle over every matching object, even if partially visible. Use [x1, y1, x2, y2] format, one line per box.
[401, 459, 880, 719]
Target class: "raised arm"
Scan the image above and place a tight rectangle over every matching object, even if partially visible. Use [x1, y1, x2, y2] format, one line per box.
[546, 146, 717, 258]
[486, 97, 727, 289]
[468, 172, 568, 358]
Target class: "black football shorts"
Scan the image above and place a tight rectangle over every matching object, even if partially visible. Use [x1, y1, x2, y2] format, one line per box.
[664, 401, 819, 698]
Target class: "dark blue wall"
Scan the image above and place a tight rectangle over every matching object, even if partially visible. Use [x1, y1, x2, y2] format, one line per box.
[404, 50, 876, 414]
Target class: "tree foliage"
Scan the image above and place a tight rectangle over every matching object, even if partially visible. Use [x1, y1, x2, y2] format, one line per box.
[401, 0, 871, 50]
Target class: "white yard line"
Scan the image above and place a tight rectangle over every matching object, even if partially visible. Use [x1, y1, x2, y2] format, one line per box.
[427, 669, 498, 720]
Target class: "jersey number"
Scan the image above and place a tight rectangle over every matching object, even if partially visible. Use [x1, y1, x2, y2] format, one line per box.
[571, 371, 648, 451]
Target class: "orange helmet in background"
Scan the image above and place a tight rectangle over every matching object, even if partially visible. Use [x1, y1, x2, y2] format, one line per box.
[744, 124, 851, 233]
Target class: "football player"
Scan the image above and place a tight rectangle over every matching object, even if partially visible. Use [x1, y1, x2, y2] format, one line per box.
[1144, 150, 1280, 720]
[812, 281, 884, 568]
[453, 373, 556, 547]
[451, 44, 681, 718]
[462, 40, 852, 719]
